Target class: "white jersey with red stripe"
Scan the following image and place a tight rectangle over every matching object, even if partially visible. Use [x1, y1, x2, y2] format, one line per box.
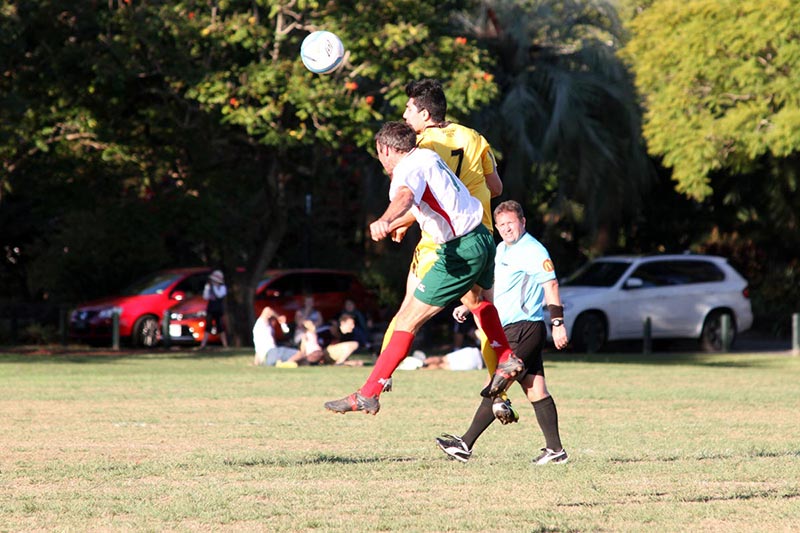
[389, 148, 484, 244]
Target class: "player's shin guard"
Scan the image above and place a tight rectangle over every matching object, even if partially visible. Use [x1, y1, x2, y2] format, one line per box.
[360, 330, 414, 397]
[472, 301, 512, 363]
[476, 329, 498, 374]
[380, 315, 397, 352]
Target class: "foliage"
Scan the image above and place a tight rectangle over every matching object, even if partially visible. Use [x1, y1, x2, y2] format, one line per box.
[622, 0, 800, 201]
[0, 0, 496, 343]
[621, 0, 800, 332]
[460, 0, 654, 252]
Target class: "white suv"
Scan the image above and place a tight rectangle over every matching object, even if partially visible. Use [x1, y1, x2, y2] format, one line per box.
[553, 254, 753, 352]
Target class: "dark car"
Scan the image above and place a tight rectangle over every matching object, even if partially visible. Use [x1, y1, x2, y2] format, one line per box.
[167, 269, 376, 346]
[69, 267, 211, 347]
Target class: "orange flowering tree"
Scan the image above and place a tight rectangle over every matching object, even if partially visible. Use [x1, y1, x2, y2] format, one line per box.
[0, 0, 496, 345]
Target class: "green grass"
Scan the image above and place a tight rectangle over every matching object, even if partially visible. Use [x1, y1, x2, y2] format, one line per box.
[1, 348, 800, 532]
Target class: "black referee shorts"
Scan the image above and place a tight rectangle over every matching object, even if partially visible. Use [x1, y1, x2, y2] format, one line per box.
[503, 320, 546, 379]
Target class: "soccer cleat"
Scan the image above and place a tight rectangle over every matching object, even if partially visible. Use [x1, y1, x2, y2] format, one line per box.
[324, 392, 380, 415]
[483, 353, 525, 398]
[533, 447, 568, 465]
[381, 377, 393, 393]
[435, 434, 472, 463]
[492, 397, 520, 425]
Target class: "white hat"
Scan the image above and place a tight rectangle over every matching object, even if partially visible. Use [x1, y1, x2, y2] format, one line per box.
[209, 270, 224, 284]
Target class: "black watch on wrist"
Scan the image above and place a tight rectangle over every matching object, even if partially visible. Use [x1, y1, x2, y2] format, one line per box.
[551, 319, 564, 327]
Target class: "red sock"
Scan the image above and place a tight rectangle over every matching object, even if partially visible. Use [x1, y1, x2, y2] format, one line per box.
[360, 330, 415, 397]
[472, 302, 512, 363]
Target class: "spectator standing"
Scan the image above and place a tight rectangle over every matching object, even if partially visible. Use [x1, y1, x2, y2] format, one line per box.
[199, 270, 228, 349]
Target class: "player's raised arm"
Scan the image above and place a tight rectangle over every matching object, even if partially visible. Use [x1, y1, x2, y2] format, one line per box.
[388, 211, 416, 242]
[370, 187, 415, 242]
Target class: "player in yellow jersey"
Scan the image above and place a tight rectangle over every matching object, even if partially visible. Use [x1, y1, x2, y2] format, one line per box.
[380, 79, 519, 423]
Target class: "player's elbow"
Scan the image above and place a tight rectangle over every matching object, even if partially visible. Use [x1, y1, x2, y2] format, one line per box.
[486, 172, 503, 197]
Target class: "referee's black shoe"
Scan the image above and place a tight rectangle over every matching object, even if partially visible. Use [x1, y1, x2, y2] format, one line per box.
[533, 448, 568, 465]
[435, 434, 472, 463]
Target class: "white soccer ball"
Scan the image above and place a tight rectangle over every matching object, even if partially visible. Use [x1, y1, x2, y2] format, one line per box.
[300, 30, 345, 74]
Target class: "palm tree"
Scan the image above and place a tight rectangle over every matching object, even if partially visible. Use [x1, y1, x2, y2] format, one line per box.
[459, 0, 653, 252]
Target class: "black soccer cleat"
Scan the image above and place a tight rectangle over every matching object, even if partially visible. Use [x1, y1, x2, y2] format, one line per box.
[435, 434, 472, 463]
[492, 397, 520, 425]
[533, 447, 569, 465]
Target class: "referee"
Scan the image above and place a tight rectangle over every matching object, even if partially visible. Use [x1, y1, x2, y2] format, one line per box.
[437, 200, 570, 464]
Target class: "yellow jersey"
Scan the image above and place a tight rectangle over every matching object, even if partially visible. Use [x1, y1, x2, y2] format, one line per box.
[417, 123, 497, 231]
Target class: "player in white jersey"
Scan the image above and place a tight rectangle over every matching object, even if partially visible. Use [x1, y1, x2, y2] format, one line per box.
[325, 122, 523, 416]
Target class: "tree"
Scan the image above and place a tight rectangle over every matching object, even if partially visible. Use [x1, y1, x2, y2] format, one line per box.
[621, 0, 800, 333]
[459, 0, 654, 253]
[621, 0, 800, 202]
[0, 0, 497, 345]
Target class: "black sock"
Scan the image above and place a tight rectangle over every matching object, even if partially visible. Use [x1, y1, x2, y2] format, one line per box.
[533, 395, 562, 451]
[462, 397, 495, 450]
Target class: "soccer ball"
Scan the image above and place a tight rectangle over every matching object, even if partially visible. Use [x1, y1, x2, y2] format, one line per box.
[300, 30, 345, 74]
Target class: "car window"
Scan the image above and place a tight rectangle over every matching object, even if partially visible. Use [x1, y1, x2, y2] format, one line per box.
[629, 260, 725, 287]
[562, 261, 631, 287]
[307, 273, 354, 293]
[266, 273, 304, 296]
[677, 260, 725, 283]
[173, 273, 209, 298]
[122, 273, 183, 295]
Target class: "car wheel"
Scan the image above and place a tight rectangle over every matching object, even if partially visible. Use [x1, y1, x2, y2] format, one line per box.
[571, 312, 607, 353]
[700, 310, 736, 352]
[132, 315, 160, 348]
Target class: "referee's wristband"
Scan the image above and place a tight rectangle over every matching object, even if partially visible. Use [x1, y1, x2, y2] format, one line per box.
[551, 319, 564, 327]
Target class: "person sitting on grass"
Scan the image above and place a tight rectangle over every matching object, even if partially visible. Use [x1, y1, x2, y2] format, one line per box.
[252, 307, 296, 366]
[275, 319, 364, 368]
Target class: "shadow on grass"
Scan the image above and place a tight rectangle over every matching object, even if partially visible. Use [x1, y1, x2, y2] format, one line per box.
[545, 351, 775, 368]
[224, 454, 417, 467]
[0, 345, 248, 364]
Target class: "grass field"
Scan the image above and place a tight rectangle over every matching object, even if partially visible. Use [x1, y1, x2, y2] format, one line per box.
[1, 347, 799, 532]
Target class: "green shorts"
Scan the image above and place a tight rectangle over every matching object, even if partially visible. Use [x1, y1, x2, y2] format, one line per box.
[413, 225, 495, 308]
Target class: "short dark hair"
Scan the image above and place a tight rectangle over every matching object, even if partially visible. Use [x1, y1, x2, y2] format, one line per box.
[493, 200, 525, 220]
[375, 121, 417, 153]
[405, 79, 447, 123]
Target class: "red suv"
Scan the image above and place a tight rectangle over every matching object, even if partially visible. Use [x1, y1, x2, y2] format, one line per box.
[69, 267, 211, 347]
[167, 269, 376, 346]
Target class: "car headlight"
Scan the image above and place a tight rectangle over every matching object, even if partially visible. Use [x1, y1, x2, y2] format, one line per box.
[171, 311, 205, 320]
[97, 307, 122, 319]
